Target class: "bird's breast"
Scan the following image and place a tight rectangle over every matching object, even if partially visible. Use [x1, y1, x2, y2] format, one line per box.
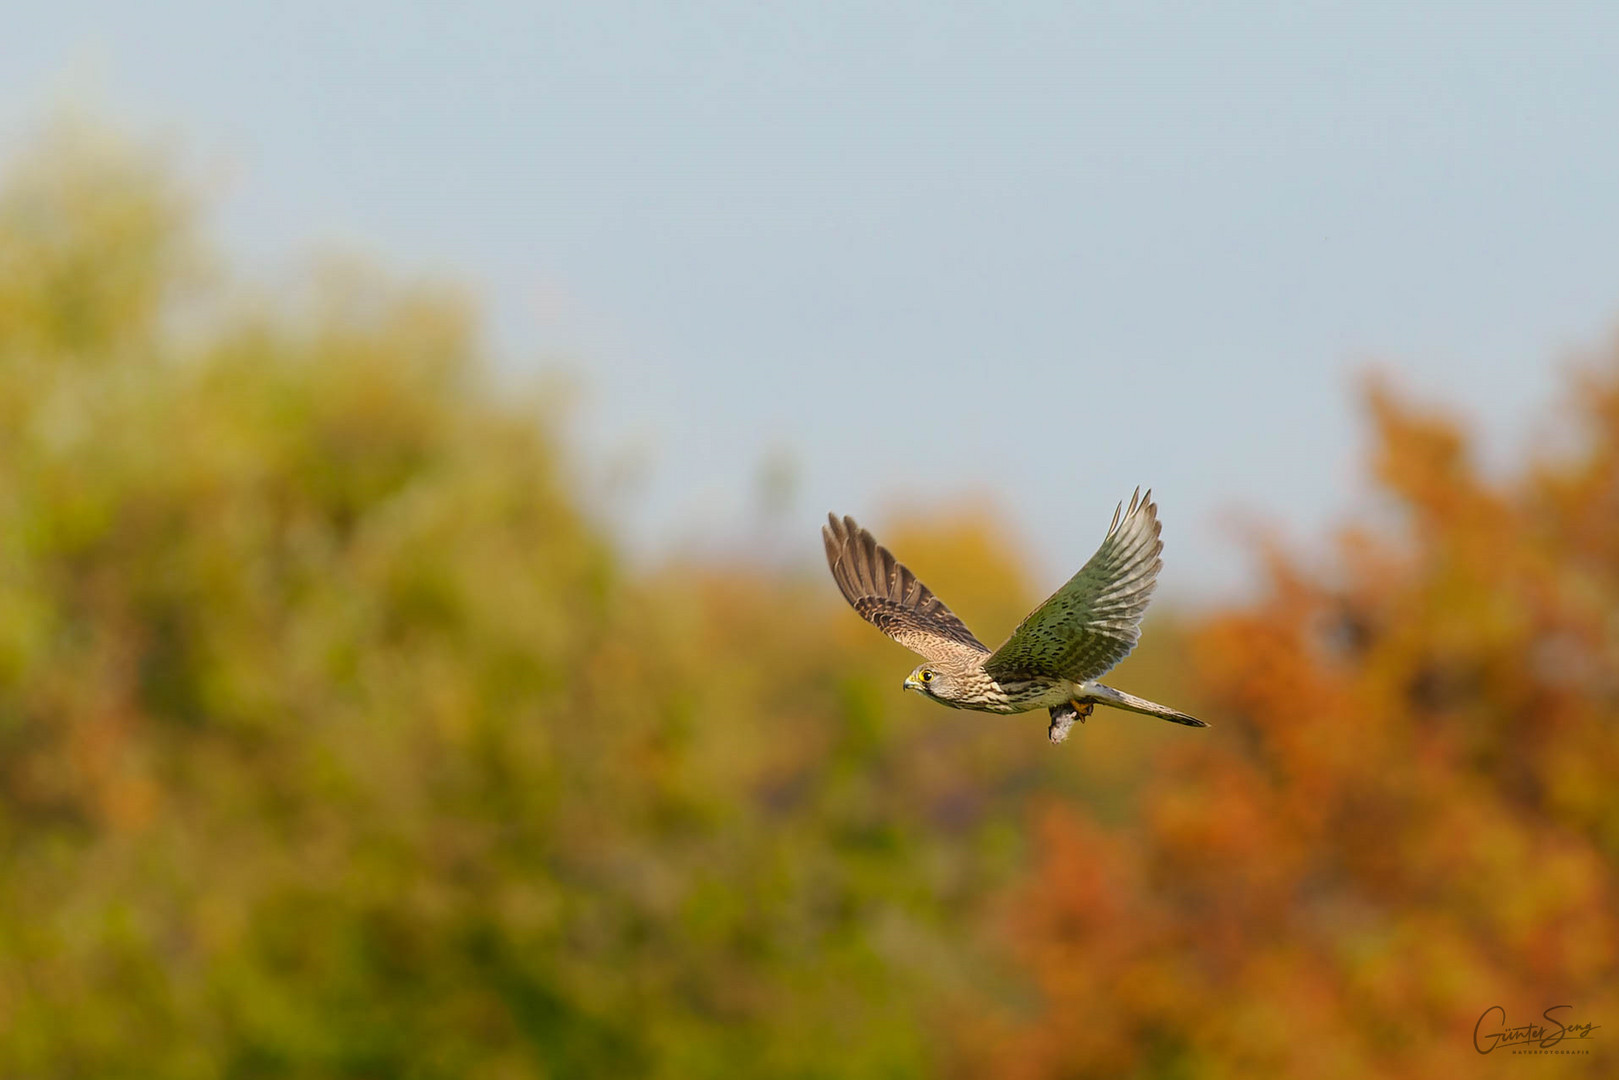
[987, 676, 1072, 712]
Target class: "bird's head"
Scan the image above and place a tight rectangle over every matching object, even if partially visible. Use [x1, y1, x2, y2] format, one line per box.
[903, 663, 955, 699]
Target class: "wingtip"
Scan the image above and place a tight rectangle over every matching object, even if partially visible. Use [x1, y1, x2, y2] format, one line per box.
[1113, 488, 1160, 533]
[826, 512, 864, 546]
[1117, 487, 1159, 528]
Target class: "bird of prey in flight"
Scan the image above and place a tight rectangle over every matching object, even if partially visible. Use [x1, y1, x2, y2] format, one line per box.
[822, 490, 1207, 744]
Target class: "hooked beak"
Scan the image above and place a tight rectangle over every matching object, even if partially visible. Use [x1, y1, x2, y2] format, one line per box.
[902, 675, 921, 693]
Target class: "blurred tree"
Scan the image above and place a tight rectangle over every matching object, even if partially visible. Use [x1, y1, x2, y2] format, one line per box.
[968, 375, 1619, 1078]
[0, 122, 1192, 1079]
[26, 114, 1603, 1080]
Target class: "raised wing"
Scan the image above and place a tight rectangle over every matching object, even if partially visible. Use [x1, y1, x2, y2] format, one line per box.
[984, 488, 1164, 684]
[822, 514, 989, 661]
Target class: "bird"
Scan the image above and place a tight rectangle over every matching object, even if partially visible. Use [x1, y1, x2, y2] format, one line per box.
[822, 489, 1207, 744]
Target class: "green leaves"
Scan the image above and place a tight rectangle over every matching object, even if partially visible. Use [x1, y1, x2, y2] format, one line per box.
[0, 125, 1116, 1079]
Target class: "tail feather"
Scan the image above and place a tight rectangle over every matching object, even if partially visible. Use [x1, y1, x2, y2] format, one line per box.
[1086, 683, 1208, 728]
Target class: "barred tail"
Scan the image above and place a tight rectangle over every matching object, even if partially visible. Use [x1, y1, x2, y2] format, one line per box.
[1087, 683, 1208, 728]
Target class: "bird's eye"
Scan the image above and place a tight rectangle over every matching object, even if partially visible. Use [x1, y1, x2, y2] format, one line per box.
[920, 670, 933, 683]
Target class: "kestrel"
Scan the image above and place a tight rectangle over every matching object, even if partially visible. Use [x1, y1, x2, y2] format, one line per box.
[822, 489, 1207, 744]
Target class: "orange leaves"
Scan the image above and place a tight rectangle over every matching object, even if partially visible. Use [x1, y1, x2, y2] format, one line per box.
[980, 365, 1619, 1077]
[11, 119, 1619, 1077]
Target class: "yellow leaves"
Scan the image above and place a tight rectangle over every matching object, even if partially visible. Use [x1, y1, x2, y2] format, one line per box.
[8, 113, 1619, 1077]
[0, 118, 198, 360]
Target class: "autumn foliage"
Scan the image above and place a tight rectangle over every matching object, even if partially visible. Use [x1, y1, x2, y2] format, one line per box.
[970, 383, 1619, 1076]
[2, 125, 1616, 1077]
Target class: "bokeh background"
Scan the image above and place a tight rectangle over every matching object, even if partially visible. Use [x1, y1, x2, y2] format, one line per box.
[3, 5, 1618, 1077]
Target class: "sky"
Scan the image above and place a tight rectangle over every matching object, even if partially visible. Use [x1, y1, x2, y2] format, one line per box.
[5, 2, 1619, 601]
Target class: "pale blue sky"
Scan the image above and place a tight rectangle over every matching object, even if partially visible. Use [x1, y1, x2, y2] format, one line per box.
[6, 2, 1619, 598]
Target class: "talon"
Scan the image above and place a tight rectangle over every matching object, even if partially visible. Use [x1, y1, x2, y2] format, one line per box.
[1071, 700, 1094, 724]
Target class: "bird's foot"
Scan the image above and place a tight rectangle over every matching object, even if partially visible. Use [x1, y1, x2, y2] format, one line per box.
[1047, 701, 1093, 745]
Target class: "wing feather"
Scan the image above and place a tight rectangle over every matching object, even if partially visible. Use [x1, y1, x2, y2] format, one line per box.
[822, 514, 989, 661]
[983, 489, 1165, 683]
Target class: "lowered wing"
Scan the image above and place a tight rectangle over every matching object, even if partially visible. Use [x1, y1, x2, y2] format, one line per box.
[822, 513, 989, 662]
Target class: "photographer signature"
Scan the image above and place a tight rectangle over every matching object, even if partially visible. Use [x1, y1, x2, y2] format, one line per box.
[1474, 1005, 1600, 1054]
